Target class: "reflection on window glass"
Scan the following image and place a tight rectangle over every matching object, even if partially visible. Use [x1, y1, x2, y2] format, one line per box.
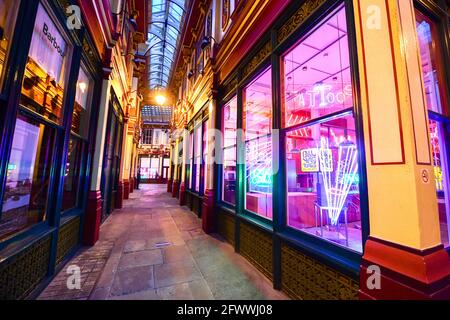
[282, 6, 353, 128]
[0, 0, 20, 90]
[286, 115, 361, 252]
[222, 97, 237, 205]
[283, 6, 361, 252]
[1, 114, 55, 240]
[62, 137, 82, 211]
[202, 119, 209, 193]
[415, 11, 448, 115]
[20, 3, 71, 124]
[244, 68, 273, 219]
[73, 66, 93, 137]
[194, 122, 202, 192]
[429, 120, 450, 246]
[188, 132, 193, 189]
[415, 9, 450, 247]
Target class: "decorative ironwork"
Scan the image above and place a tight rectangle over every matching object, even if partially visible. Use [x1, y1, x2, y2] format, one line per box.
[240, 222, 273, 280]
[0, 236, 51, 300]
[56, 217, 81, 265]
[281, 243, 359, 300]
[218, 210, 235, 246]
[222, 76, 238, 99]
[277, 0, 327, 44]
[241, 41, 271, 80]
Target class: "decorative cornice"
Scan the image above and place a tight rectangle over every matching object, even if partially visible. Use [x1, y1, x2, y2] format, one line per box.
[277, 0, 327, 44]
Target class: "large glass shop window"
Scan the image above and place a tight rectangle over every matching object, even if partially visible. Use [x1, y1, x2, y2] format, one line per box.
[0, 0, 21, 91]
[189, 132, 194, 189]
[416, 10, 450, 247]
[282, 6, 362, 252]
[0, 3, 72, 240]
[202, 119, 209, 193]
[243, 68, 273, 219]
[194, 121, 202, 192]
[222, 96, 237, 205]
[61, 65, 93, 212]
[21, 3, 71, 124]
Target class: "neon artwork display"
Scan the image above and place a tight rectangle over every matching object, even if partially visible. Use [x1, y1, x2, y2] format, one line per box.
[283, 6, 362, 252]
[318, 137, 358, 226]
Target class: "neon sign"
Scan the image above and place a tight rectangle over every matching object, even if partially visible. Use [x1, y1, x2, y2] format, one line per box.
[319, 137, 358, 226]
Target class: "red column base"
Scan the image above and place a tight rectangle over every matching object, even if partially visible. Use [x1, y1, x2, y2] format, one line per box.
[359, 237, 450, 300]
[202, 189, 216, 234]
[116, 182, 124, 209]
[179, 182, 186, 206]
[167, 179, 173, 193]
[83, 191, 102, 246]
[172, 180, 180, 198]
[124, 180, 130, 200]
[129, 178, 134, 194]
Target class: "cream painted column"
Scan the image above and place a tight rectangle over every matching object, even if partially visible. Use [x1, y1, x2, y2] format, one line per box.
[90, 79, 111, 191]
[355, 0, 450, 299]
[173, 138, 180, 181]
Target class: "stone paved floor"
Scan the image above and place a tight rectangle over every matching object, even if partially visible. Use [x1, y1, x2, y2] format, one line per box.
[39, 184, 288, 300]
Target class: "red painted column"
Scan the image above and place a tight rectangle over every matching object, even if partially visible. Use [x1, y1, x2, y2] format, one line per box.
[123, 180, 130, 199]
[172, 180, 180, 198]
[83, 191, 102, 246]
[167, 178, 173, 193]
[179, 181, 186, 206]
[129, 177, 134, 193]
[116, 181, 124, 209]
[202, 189, 216, 234]
[359, 237, 450, 300]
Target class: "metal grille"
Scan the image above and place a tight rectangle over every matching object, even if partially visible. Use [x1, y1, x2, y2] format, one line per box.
[0, 236, 51, 300]
[281, 243, 359, 300]
[240, 222, 273, 280]
[218, 210, 235, 246]
[56, 217, 81, 265]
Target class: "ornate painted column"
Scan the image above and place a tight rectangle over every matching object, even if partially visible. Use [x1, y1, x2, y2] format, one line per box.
[355, 0, 450, 299]
[202, 91, 218, 233]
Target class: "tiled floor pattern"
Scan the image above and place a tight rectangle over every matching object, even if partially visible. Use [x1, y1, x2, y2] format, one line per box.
[39, 184, 288, 300]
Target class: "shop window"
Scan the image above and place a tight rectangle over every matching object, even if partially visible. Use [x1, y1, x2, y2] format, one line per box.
[243, 68, 273, 220]
[282, 6, 362, 252]
[1, 114, 56, 240]
[222, 96, 237, 205]
[62, 65, 93, 212]
[61, 137, 82, 211]
[0, 0, 20, 91]
[194, 121, 202, 192]
[202, 119, 209, 193]
[188, 131, 194, 189]
[415, 9, 450, 247]
[72, 66, 93, 138]
[282, 6, 353, 129]
[20, 3, 72, 124]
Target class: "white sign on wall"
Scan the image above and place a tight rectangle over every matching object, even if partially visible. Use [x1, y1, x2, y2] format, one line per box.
[28, 3, 68, 84]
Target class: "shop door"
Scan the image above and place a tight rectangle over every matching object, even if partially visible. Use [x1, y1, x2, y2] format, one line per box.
[101, 107, 117, 221]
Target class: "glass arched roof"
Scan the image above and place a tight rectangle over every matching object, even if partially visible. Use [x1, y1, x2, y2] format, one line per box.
[147, 0, 186, 89]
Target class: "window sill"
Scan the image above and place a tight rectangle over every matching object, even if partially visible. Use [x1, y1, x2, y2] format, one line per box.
[0, 223, 55, 263]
